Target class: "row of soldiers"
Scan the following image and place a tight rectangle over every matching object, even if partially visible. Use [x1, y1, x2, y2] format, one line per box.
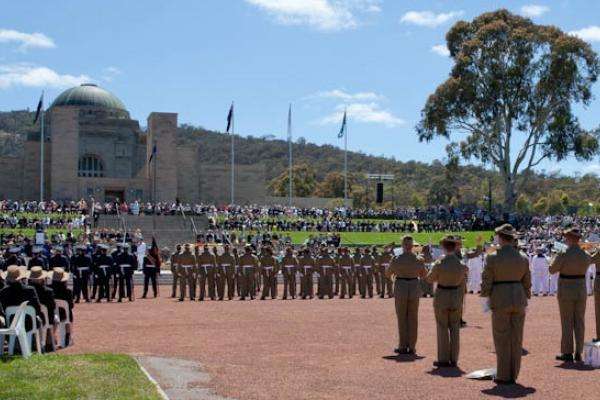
[170, 243, 403, 301]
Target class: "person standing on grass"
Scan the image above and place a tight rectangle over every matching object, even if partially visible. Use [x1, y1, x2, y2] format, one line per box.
[425, 236, 467, 368]
[385, 236, 427, 355]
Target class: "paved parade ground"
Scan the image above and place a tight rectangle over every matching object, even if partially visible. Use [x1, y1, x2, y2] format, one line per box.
[66, 289, 600, 400]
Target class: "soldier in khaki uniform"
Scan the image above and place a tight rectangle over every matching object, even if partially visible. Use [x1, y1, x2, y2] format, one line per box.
[170, 245, 181, 298]
[378, 246, 394, 298]
[549, 228, 600, 361]
[281, 247, 298, 300]
[217, 244, 237, 300]
[360, 247, 376, 298]
[481, 224, 531, 384]
[259, 247, 278, 300]
[385, 236, 427, 355]
[426, 236, 468, 367]
[239, 246, 258, 300]
[337, 247, 354, 299]
[298, 248, 315, 299]
[372, 247, 382, 296]
[352, 248, 362, 296]
[595, 260, 600, 343]
[177, 244, 197, 301]
[196, 246, 217, 301]
[317, 247, 336, 299]
[333, 248, 342, 296]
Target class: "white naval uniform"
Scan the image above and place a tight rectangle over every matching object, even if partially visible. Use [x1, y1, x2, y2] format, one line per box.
[467, 254, 484, 293]
[137, 241, 147, 270]
[531, 254, 549, 295]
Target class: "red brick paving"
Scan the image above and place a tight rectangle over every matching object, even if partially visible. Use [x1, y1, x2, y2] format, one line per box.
[65, 288, 600, 399]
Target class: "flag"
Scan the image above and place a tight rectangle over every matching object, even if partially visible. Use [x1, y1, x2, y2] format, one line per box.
[287, 104, 292, 141]
[150, 237, 162, 269]
[148, 142, 157, 164]
[33, 92, 43, 124]
[226, 102, 234, 133]
[338, 110, 347, 138]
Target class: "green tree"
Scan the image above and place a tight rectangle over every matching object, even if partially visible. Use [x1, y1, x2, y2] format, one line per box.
[533, 197, 549, 214]
[416, 9, 600, 210]
[515, 194, 532, 214]
[268, 164, 317, 197]
[314, 171, 355, 198]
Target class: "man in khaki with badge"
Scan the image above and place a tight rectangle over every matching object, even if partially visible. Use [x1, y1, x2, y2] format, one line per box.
[426, 236, 468, 368]
[281, 246, 298, 300]
[178, 243, 197, 301]
[259, 247, 278, 300]
[385, 235, 427, 355]
[298, 248, 315, 299]
[170, 245, 181, 298]
[352, 247, 362, 297]
[239, 246, 259, 300]
[481, 224, 531, 384]
[550, 227, 600, 362]
[195, 246, 216, 301]
[337, 247, 354, 299]
[360, 247, 376, 298]
[317, 246, 336, 299]
[217, 244, 237, 300]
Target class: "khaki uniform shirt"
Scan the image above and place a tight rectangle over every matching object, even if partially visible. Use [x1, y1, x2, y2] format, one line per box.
[281, 255, 298, 274]
[216, 253, 236, 273]
[426, 254, 467, 287]
[239, 253, 259, 269]
[386, 252, 427, 279]
[481, 245, 531, 309]
[298, 256, 315, 275]
[259, 255, 279, 274]
[316, 254, 336, 274]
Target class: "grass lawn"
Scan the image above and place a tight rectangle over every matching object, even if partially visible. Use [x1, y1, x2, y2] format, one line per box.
[0, 228, 83, 237]
[236, 230, 494, 248]
[0, 354, 163, 400]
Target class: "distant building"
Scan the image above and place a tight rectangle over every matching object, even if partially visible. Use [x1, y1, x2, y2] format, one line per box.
[0, 83, 266, 204]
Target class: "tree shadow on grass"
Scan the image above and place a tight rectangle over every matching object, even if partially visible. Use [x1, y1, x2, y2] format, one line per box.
[382, 354, 425, 363]
[481, 384, 536, 398]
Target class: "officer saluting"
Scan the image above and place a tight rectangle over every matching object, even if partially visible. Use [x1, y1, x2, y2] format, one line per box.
[385, 236, 427, 355]
[426, 236, 467, 368]
[550, 227, 600, 362]
[481, 224, 531, 385]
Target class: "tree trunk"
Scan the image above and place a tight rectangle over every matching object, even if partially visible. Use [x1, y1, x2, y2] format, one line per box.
[503, 175, 516, 211]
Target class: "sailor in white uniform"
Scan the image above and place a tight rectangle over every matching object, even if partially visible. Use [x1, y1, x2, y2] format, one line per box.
[531, 248, 549, 296]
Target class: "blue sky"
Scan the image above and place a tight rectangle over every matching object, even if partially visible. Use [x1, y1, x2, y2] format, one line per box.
[2, 1, 600, 176]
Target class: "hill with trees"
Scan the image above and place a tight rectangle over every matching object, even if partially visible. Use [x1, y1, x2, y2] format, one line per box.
[2, 109, 600, 213]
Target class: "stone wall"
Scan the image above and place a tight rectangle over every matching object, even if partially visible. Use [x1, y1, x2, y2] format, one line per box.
[49, 107, 79, 200]
[176, 144, 200, 203]
[147, 113, 178, 202]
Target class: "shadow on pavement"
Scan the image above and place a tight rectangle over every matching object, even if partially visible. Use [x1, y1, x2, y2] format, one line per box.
[382, 354, 425, 363]
[481, 384, 536, 398]
[555, 362, 595, 371]
[426, 367, 465, 378]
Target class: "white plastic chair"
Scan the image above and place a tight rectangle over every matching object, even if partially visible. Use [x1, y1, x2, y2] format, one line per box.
[0, 302, 37, 357]
[55, 299, 73, 348]
[39, 305, 56, 352]
[10, 305, 42, 355]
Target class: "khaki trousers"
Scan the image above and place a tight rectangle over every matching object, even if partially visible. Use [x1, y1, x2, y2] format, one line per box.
[283, 267, 296, 299]
[339, 267, 353, 298]
[261, 269, 277, 299]
[558, 279, 587, 354]
[394, 279, 421, 351]
[434, 289, 461, 363]
[178, 265, 195, 300]
[300, 268, 313, 298]
[240, 267, 255, 299]
[380, 268, 393, 298]
[319, 268, 334, 299]
[215, 266, 227, 300]
[491, 306, 525, 382]
[359, 267, 374, 298]
[170, 263, 179, 297]
[226, 266, 236, 300]
[374, 266, 382, 295]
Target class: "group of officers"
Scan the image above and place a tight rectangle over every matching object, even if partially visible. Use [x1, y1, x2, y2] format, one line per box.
[386, 224, 600, 386]
[169, 242, 413, 302]
[2, 243, 161, 303]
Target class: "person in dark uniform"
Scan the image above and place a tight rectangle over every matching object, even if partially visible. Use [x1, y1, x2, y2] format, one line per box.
[49, 247, 70, 271]
[110, 244, 123, 300]
[0, 266, 42, 332]
[28, 247, 49, 270]
[71, 245, 92, 303]
[115, 244, 137, 302]
[28, 266, 57, 349]
[93, 244, 113, 302]
[142, 245, 161, 298]
[50, 267, 74, 322]
[5, 247, 26, 268]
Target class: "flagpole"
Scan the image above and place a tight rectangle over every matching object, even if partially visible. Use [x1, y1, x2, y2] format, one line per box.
[288, 103, 292, 207]
[344, 112, 348, 206]
[230, 102, 235, 205]
[39, 91, 45, 203]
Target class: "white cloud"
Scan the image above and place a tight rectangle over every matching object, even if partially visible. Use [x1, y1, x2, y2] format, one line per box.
[313, 89, 383, 101]
[582, 164, 600, 175]
[431, 44, 450, 57]
[245, 0, 381, 31]
[320, 102, 404, 128]
[520, 4, 550, 18]
[569, 26, 600, 42]
[0, 63, 90, 89]
[102, 66, 122, 82]
[0, 29, 55, 51]
[400, 10, 463, 28]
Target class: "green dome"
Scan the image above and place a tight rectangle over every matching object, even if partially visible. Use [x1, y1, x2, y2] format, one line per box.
[51, 83, 127, 111]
